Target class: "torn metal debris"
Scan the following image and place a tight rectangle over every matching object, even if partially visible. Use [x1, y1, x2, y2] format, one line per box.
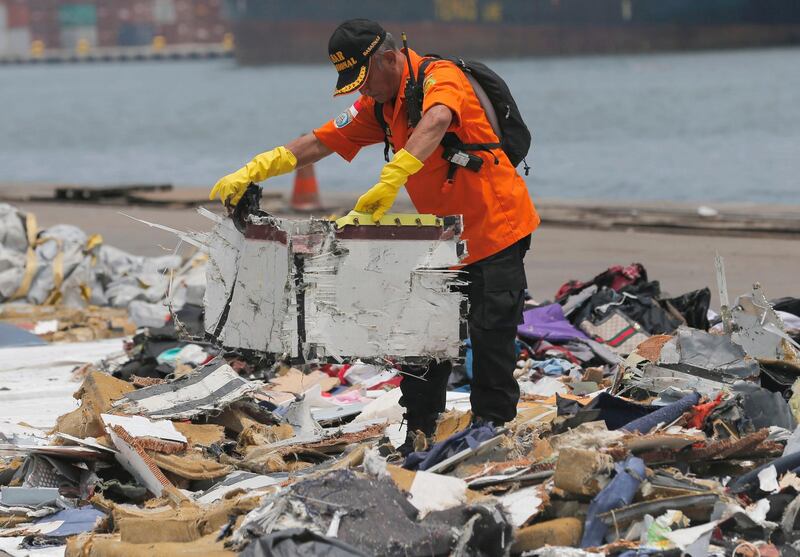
[203, 209, 467, 362]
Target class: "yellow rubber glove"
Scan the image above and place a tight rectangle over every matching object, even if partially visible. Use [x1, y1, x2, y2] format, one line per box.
[354, 149, 424, 222]
[209, 146, 298, 206]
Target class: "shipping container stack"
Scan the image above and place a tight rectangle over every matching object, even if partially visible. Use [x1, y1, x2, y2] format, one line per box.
[28, 1, 61, 51]
[157, 0, 229, 46]
[59, 3, 97, 50]
[0, 0, 33, 55]
[97, 1, 156, 47]
[0, 0, 228, 55]
[96, 0, 229, 48]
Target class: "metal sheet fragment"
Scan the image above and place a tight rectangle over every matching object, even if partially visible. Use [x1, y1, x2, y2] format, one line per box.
[203, 213, 467, 361]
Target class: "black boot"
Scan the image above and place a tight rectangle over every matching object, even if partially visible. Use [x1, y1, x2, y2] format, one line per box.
[396, 430, 433, 457]
[396, 412, 438, 457]
[471, 415, 500, 431]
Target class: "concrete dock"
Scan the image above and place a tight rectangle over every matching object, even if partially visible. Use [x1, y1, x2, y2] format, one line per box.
[5, 184, 798, 307]
[0, 43, 233, 65]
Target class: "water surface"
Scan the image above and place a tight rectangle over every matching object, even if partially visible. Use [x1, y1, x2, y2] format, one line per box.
[1, 47, 798, 202]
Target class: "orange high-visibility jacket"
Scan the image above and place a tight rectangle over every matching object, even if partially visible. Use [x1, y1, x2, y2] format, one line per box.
[314, 49, 540, 264]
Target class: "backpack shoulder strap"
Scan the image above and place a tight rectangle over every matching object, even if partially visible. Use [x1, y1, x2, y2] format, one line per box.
[417, 56, 438, 86]
[422, 56, 502, 176]
[373, 102, 391, 163]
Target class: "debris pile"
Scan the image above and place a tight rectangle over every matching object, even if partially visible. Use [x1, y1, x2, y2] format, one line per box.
[0, 203, 205, 331]
[0, 304, 136, 344]
[2, 207, 800, 555]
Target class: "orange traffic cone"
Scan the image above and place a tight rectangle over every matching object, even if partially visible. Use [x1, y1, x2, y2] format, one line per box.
[290, 163, 322, 211]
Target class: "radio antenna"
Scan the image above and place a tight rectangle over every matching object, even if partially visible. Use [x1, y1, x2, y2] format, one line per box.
[401, 32, 416, 87]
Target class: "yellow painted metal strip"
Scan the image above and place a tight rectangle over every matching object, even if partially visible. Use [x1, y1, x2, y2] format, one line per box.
[334, 211, 442, 229]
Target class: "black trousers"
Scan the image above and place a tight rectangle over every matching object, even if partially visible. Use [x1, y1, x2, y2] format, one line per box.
[400, 235, 531, 428]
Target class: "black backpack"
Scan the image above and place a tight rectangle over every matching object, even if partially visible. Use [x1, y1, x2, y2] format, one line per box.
[374, 55, 531, 176]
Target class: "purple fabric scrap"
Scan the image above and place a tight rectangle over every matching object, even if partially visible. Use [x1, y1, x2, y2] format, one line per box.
[517, 303, 589, 343]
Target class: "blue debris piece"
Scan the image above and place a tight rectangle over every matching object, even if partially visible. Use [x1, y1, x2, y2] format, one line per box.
[0, 323, 46, 347]
[403, 423, 497, 471]
[621, 392, 701, 434]
[581, 456, 646, 548]
[728, 449, 800, 493]
[33, 506, 106, 537]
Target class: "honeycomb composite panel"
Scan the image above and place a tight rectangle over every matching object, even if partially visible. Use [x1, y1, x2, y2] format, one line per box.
[202, 211, 468, 362]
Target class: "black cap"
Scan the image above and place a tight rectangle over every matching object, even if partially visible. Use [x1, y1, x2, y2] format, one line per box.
[328, 19, 386, 96]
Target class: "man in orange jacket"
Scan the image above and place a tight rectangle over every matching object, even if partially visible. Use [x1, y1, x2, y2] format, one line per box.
[211, 19, 540, 454]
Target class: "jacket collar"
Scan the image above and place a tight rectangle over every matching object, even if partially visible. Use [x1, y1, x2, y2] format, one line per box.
[396, 48, 423, 102]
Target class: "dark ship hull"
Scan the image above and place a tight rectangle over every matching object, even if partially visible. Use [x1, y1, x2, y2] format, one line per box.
[225, 0, 800, 65]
